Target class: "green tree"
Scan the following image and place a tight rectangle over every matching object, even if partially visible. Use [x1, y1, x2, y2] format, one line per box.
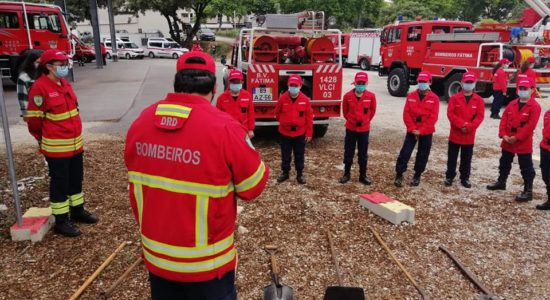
[377, 1, 435, 26]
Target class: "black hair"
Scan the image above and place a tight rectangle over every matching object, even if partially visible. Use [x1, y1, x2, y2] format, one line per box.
[173, 57, 216, 94]
[492, 62, 502, 75]
[18, 49, 44, 79]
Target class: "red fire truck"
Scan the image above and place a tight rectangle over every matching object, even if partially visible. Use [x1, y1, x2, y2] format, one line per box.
[226, 11, 343, 137]
[379, 19, 550, 100]
[0, 2, 71, 81]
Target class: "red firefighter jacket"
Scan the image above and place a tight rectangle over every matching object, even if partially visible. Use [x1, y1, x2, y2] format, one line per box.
[342, 89, 377, 132]
[447, 92, 485, 145]
[124, 93, 269, 283]
[274, 91, 313, 137]
[403, 90, 440, 135]
[516, 68, 537, 87]
[499, 97, 541, 154]
[492, 68, 508, 92]
[26, 75, 83, 158]
[541, 110, 550, 152]
[216, 89, 255, 131]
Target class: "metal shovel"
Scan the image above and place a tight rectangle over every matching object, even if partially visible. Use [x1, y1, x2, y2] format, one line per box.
[263, 245, 294, 300]
[324, 231, 365, 300]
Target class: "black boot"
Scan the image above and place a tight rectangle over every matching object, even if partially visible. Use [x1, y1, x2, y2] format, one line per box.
[490, 113, 501, 119]
[277, 172, 289, 183]
[460, 180, 472, 188]
[410, 173, 421, 186]
[70, 205, 99, 224]
[515, 182, 533, 202]
[394, 174, 403, 187]
[296, 172, 306, 184]
[359, 166, 371, 185]
[487, 177, 506, 190]
[444, 178, 453, 186]
[536, 196, 550, 210]
[339, 165, 351, 184]
[54, 214, 81, 237]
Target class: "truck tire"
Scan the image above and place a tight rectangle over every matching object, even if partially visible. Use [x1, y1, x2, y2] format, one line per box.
[387, 68, 409, 97]
[359, 58, 369, 70]
[443, 73, 464, 101]
[313, 124, 329, 138]
[125, 53, 131, 60]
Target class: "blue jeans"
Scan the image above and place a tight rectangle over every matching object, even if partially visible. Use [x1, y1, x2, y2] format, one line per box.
[149, 271, 237, 300]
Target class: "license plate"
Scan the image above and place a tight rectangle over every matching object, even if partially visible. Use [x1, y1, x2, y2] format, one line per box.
[253, 87, 273, 101]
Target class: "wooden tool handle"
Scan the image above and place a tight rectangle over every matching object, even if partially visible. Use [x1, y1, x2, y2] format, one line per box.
[101, 257, 143, 298]
[326, 231, 344, 286]
[439, 246, 492, 295]
[369, 227, 429, 300]
[270, 253, 280, 275]
[69, 241, 129, 300]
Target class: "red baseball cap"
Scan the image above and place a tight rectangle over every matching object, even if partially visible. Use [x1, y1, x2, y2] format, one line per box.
[417, 71, 432, 82]
[176, 51, 216, 74]
[40, 49, 69, 66]
[527, 56, 536, 63]
[354, 72, 369, 83]
[461, 72, 477, 82]
[228, 69, 243, 81]
[288, 75, 302, 86]
[499, 58, 510, 64]
[518, 78, 535, 88]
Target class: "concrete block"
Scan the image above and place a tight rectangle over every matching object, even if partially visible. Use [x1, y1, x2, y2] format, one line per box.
[10, 207, 54, 242]
[23, 207, 52, 218]
[360, 193, 415, 225]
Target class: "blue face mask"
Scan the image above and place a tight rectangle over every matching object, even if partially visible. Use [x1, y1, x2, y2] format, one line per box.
[229, 83, 242, 93]
[355, 84, 366, 93]
[418, 82, 430, 91]
[462, 83, 476, 92]
[55, 65, 69, 78]
[518, 90, 531, 99]
[289, 86, 300, 96]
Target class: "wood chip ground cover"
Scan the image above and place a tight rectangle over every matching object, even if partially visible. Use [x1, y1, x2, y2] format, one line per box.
[0, 123, 549, 299]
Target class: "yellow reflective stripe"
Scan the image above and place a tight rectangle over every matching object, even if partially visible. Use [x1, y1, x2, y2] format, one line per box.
[143, 246, 236, 273]
[45, 108, 79, 121]
[155, 104, 191, 119]
[128, 171, 233, 198]
[41, 135, 83, 146]
[142, 233, 234, 259]
[195, 196, 209, 247]
[41, 140, 83, 152]
[235, 162, 266, 193]
[51, 200, 70, 215]
[133, 184, 143, 231]
[26, 110, 44, 118]
[69, 193, 84, 207]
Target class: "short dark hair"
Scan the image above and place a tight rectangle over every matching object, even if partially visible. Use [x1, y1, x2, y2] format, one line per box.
[174, 56, 216, 95]
[18, 49, 44, 79]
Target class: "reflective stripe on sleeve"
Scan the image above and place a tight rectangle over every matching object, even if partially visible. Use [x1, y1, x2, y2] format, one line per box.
[26, 110, 44, 118]
[235, 161, 266, 193]
[155, 104, 192, 119]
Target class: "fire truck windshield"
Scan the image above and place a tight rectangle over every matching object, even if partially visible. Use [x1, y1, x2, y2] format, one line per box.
[26, 13, 62, 33]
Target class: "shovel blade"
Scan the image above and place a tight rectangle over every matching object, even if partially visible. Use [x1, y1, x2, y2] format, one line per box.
[263, 282, 294, 300]
[324, 286, 365, 300]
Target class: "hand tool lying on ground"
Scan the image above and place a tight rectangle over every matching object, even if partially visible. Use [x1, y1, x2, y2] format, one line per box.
[69, 241, 130, 300]
[369, 227, 429, 300]
[263, 244, 294, 300]
[439, 246, 502, 300]
[324, 231, 365, 300]
[99, 257, 143, 299]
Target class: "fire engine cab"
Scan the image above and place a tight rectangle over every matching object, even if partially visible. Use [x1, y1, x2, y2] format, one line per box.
[0, 2, 71, 81]
[226, 11, 343, 137]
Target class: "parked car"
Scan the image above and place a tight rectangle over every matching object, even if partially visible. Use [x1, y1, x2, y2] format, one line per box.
[145, 39, 189, 59]
[104, 38, 145, 59]
[198, 28, 216, 41]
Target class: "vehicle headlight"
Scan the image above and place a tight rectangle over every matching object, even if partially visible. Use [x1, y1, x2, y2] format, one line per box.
[319, 107, 326, 113]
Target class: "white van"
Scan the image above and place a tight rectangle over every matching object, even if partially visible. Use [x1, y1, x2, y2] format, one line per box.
[104, 38, 144, 59]
[145, 38, 189, 59]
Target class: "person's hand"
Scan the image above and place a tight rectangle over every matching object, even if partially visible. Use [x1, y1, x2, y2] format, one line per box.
[461, 125, 468, 133]
[247, 131, 254, 139]
[412, 130, 420, 136]
[503, 135, 510, 143]
[509, 136, 518, 144]
[305, 136, 312, 143]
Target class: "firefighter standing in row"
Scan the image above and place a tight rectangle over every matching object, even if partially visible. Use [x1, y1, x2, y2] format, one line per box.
[487, 78, 541, 202]
[444, 72, 485, 188]
[216, 69, 255, 138]
[537, 107, 550, 210]
[339, 72, 376, 185]
[26, 49, 98, 237]
[275, 75, 313, 184]
[124, 51, 269, 299]
[491, 58, 510, 119]
[394, 71, 439, 187]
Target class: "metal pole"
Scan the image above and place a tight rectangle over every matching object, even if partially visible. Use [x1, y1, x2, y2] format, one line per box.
[0, 80, 23, 226]
[89, 0, 104, 69]
[107, 0, 118, 62]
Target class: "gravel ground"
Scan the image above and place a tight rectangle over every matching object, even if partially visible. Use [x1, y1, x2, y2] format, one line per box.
[1, 72, 550, 299]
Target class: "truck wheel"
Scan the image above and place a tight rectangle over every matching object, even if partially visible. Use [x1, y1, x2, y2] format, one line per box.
[148, 52, 155, 58]
[172, 53, 179, 59]
[443, 73, 464, 101]
[359, 58, 369, 70]
[387, 68, 409, 97]
[313, 124, 329, 138]
[125, 53, 131, 60]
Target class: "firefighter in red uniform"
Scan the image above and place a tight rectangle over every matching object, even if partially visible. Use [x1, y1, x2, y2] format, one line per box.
[444, 72, 485, 188]
[216, 69, 255, 138]
[124, 51, 269, 299]
[491, 58, 510, 119]
[394, 71, 439, 187]
[487, 78, 541, 202]
[26, 49, 98, 237]
[339, 71, 376, 185]
[538, 108, 550, 210]
[274, 75, 313, 184]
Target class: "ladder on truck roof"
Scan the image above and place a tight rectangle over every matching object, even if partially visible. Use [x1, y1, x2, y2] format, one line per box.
[427, 32, 500, 42]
